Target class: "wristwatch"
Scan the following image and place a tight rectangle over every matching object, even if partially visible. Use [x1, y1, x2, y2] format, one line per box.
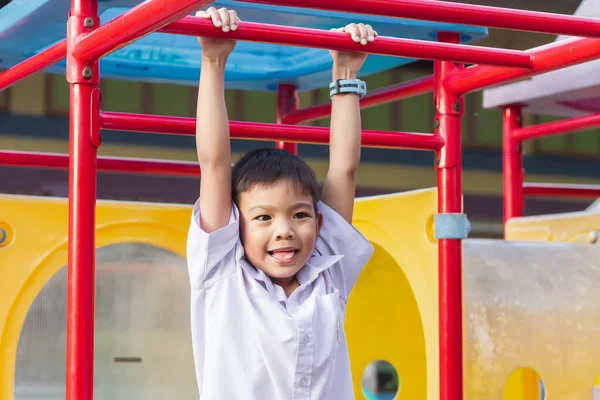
[329, 79, 367, 99]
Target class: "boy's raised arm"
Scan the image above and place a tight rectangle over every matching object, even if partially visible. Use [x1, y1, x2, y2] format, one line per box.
[195, 7, 239, 233]
[321, 24, 376, 223]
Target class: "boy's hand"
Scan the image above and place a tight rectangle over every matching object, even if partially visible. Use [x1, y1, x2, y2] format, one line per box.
[196, 7, 239, 60]
[329, 23, 377, 79]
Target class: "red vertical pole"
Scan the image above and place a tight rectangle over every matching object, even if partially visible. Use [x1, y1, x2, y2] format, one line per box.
[434, 32, 464, 400]
[66, 0, 100, 398]
[276, 84, 298, 154]
[502, 105, 524, 233]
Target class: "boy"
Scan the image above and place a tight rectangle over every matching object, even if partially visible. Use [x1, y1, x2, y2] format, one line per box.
[187, 6, 376, 399]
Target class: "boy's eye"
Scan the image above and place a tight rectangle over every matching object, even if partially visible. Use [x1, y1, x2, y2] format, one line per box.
[255, 215, 271, 221]
[294, 212, 309, 219]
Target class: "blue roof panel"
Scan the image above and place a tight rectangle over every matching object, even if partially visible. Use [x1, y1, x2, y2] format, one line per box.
[0, 0, 487, 91]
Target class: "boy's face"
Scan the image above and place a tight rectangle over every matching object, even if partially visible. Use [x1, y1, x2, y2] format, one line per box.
[238, 179, 322, 285]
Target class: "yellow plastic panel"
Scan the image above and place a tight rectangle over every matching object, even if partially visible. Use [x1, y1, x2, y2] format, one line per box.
[506, 210, 600, 244]
[463, 238, 600, 399]
[0, 195, 191, 400]
[350, 189, 438, 400]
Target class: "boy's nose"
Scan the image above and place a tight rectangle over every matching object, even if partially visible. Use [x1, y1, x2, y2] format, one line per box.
[275, 222, 295, 240]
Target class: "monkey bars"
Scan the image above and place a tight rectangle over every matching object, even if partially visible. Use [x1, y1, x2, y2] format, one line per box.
[0, 0, 488, 91]
[159, 17, 532, 68]
[1, 1, 600, 400]
[240, 0, 600, 37]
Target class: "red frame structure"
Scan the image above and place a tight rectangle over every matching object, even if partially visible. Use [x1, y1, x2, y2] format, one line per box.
[503, 107, 600, 229]
[1, 0, 600, 399]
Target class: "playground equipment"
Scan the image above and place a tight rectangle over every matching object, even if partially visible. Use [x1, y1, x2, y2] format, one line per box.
[1, 0, 600, 399]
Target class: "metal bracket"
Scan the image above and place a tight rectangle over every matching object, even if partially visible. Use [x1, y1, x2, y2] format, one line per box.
[90, 87, 102, 148]
[66, 15, 99, 85]
[434, 213, 471, 239]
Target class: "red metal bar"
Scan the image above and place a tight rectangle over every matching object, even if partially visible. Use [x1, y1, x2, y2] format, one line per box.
[72, 0, 214, 62]
[66, 0, 98, 398]
[162, 17, 533, 68]
[513, 112, 600, 142]
[523, 183, 600, 198]
[0, 150, 201, 176]
[239, 0, 600, 37]
[434, 32, 463, 400]
[276, 84, 298, 154]
[99, 111, 445, 151]
[446, 37, 600, 94]
[0, 40, 66, 91]
[502, 106, 524, 231]
[282, 76, 434, 125]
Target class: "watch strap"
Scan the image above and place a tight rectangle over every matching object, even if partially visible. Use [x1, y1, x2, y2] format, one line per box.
[329, 79, 367, 99]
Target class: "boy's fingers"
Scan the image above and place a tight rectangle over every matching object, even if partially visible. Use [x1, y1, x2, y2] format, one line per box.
[195, 10, 210, 18]
[218, 7, 231, 31]
[207, 7, 221, 27]
[229, 9, 239, 30]
[365, 24, 375, 42]
[356, 23, 368, 45]
[344, 24, 361, 43]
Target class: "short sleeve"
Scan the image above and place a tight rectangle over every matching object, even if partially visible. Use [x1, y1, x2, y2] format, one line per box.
[314, 201, 374, 300]
[186, 198, 240, 289]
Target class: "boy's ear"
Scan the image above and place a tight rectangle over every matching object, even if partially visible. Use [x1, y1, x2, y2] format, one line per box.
[315, 211, 324, 238]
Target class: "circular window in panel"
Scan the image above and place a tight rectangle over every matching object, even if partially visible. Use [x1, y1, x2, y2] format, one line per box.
[503, 367, 545, 400]
[362, 360, 400, 400]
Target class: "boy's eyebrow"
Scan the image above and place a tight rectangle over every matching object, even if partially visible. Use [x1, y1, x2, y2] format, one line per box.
[291, 201, 313, 210]
[247, 204, 271, 212]
[247, 201, 313, 212]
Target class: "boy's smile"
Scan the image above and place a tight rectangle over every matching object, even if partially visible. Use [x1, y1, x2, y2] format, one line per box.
[238, 178, 322, 294]
[268, 247, 299, 265]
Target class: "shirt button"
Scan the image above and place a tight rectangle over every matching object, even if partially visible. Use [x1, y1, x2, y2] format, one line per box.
[299, 377, 310, 387]
[302, 334, 310, 344]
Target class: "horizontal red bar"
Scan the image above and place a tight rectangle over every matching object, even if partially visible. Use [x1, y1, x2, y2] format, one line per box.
[239, 0, 600, 37]
[72, 0, 213, 62]
[523, 183, 600, 199]
[282, 75, 435, 124]
[513, 113, 600, 142]
[0, 41, 66, 91]
[100, 111, 444, 151]
[446, 37, 600, 94]
[161, 17, 532, 68]
[0, 150, 200, 176]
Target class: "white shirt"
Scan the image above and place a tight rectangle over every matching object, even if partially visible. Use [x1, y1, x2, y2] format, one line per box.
[186, 200, 374, 400]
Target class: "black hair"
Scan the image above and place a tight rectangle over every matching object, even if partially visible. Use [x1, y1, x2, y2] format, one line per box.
[232, 148, 319, 211]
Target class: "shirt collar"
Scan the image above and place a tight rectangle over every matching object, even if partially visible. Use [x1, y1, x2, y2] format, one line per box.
[296, 254, 343, 286]
[239, 257, 270, 285]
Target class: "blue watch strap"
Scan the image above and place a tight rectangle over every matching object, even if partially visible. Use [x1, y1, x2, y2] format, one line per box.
[329, 79, 367, 99]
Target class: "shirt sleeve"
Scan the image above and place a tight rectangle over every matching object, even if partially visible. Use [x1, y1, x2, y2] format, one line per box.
[186, 198, 240, 289]
[314, 201, 375, 300]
